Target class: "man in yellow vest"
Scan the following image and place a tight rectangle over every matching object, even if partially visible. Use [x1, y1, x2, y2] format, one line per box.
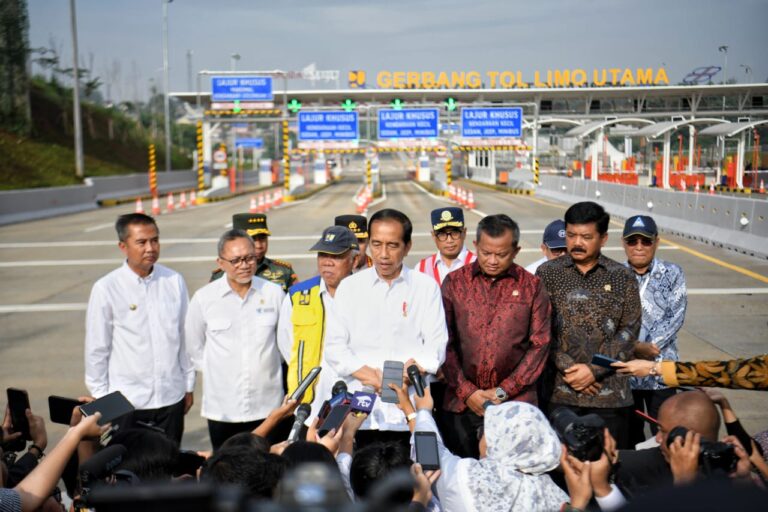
[276, 226, 359, 424]
[335, 214, 373, 272]
[417, 207, 476, 286]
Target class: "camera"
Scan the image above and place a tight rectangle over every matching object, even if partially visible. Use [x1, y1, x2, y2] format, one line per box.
[666, 426, 738, 476]
[550, 407, 605, 462]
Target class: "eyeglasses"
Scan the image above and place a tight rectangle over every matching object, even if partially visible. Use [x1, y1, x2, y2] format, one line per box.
[625, 237, 655, 247]
[435, 230, 462, 241]
[221, 254, 257, 266]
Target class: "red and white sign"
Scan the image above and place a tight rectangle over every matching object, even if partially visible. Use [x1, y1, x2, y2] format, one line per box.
[213, 149, 227, 163]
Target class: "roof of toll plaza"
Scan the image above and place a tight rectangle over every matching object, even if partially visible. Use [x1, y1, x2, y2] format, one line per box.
[171, 82, 768, 121]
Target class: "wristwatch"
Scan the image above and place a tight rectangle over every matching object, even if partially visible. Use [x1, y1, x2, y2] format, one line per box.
[495, 387, 508, 402]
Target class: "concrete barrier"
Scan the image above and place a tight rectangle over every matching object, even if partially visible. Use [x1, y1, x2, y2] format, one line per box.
[538, 175, 768, 259]
[0, 184, 97, 225]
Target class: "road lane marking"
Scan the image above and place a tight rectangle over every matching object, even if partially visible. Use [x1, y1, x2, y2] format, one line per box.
[83, 222, 114, 233]
[1, 247, 679, 267]
[4, 284, 765, 313]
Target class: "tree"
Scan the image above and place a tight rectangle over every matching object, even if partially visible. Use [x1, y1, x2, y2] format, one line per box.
[0, 0, 31, 134]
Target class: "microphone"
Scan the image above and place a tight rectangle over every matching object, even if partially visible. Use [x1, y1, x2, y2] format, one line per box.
[79, 444, 127, 486]
[351, 387, 377, 415]
[287, 404, 312, 443]
[329, 380, 352, 408]
[407, 365, 425, 397]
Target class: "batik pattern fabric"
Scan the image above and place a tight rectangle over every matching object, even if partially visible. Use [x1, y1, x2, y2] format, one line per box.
[626, 258, 687, 391]
[661, 354, 768, 390]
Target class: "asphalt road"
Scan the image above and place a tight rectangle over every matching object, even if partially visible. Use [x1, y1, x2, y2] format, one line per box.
[1, 155, 767, 450]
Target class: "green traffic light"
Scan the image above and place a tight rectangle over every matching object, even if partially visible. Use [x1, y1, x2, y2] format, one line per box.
[341, 99, 357, 112]
[391, 98, 404, 110]
[445, 97, 457, 111]
[233, 100, 242, 113]
[287, 99, 302, 113]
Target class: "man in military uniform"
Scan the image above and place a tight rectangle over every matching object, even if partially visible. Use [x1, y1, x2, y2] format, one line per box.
[210, 213, 298, 291]
[335, 214, 373, 272]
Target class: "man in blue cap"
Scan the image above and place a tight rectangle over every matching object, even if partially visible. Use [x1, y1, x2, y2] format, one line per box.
[417, 207, 476, 286]
[622, 214, 687, 446]
[525, 219, 567, 274]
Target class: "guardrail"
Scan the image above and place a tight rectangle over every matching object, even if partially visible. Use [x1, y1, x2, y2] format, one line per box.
[537, 176, 768, 259]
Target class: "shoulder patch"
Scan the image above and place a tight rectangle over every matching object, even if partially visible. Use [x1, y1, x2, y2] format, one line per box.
[272, 259, 294, 269]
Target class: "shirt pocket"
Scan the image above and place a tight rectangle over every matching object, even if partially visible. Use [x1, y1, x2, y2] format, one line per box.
[207, 318, 232, 333]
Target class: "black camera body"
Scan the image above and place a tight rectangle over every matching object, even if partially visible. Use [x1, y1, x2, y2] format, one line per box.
[550, 407, 606, 462]
[666, 426, 738, 476]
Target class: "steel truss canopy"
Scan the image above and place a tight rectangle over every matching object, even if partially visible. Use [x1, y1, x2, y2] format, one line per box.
[698, 119, 768, 137]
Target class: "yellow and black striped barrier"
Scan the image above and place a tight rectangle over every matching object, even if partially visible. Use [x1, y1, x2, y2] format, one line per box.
[204, 109, 282, 117]
[533, 158, 540, 186]
[454, 145, 533, 152]
[714, 185, 753, 195]
[445, 159, 452, 186]
[282, 120, 292, 201]
[289, 148, 366, 155]
[196, 121, 204, 194]
[148, 144, 157, 195]
[366, 158, 372, 189]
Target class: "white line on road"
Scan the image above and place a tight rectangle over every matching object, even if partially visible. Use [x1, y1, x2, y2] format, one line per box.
[83, 222, 114, 233]
[0, 247, 679, 267]
[2, 285, 765, 314]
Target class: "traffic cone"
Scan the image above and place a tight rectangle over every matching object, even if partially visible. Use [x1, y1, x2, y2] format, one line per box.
[467, 190, 476, 209]
[134, 197, 145, 214]
[460, 188, 468, 206]
[179, 191, 187, 209]
[694, 182, 700, 193]
[709, 182, 715, 195]
[151, 195, 161, 216]
[355, 194, 365, 214]
[257, 194, 265, 213]
[189, 190, 197, 206]
[272, 191, 279, 208]
[249, 196, 258, 213]
[166, 192, 175, 213]
[679, 178, 686, 192]
[760, 180, 766, 194]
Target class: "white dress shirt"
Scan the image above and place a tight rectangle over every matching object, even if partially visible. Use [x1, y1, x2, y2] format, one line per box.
[185, 276, 285, 423]
[525, 256, 548, 274]
[324, 265, 448, 431]
[85, 261, 194, 410]
[276, 277, 340, 425]
[421, 247, 476, 284]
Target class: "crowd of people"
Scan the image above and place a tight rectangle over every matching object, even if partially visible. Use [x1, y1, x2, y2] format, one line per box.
[1, 200, 767, 511]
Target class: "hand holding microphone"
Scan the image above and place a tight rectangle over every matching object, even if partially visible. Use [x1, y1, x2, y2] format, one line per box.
[407, 364, 425, 397]
[286, 403, 312, 443]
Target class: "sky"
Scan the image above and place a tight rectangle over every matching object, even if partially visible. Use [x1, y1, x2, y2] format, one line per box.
[28, 0, 768, 103]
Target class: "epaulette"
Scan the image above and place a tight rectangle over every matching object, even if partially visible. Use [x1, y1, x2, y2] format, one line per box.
[272, 259, 294, 269]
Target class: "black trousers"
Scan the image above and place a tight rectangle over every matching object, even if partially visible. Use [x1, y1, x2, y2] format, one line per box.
[208, 415, 294, 451]
[112, 397, 186, 445]
[630, 388, 677, 446]
[549, 403, 634, 450]
[436, 409, 484, 459]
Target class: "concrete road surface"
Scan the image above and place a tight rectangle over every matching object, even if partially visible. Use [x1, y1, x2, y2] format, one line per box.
[1, 155, 766, 450]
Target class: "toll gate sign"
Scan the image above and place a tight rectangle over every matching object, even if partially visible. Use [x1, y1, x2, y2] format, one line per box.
[378, 108, 439, 139]
[297, 111, 359, 141]
[460, 107, 523, 138]
[211, 76, 273, 101]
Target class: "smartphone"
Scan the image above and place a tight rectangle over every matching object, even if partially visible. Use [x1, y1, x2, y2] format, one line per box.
[381, 360, 404, 404]
[173, 450, 206, 477]
[591, 354, 619, 369]
[48, 396, 86, 425]
[289, 366, 322, 401]
[79, 391, 135, 426]
[414, 431, 440, 471]
[317, 404, 350, 437]
[7, 387, 32, 440]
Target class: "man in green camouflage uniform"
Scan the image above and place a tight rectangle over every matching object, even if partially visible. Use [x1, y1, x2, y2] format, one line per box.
[210, 213, 298, 291]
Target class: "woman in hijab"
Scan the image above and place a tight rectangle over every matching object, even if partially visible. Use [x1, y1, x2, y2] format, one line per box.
[405, 384, 568, 511]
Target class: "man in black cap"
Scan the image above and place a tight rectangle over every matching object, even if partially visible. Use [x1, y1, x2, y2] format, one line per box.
[622, 214, 687, 446]
[277, 226, 359, 425]
[335, 214, 373, 272]
[416, 207, 475, 286]
[210, 213, 298, 292]
[525, 219, 567, 274]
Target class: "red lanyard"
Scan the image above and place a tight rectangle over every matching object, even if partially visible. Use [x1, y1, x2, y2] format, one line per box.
[429, 250, 474, 285]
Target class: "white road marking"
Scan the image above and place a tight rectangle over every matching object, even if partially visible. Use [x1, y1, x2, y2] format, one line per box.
[2, 284, 765, 313]
[83, 222, 114, 233]
[0, 247, 679, 267]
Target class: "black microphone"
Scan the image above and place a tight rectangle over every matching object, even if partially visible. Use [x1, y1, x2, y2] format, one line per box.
[79, 444, 127, 486]
[407, 365, 424, 397]
[332, 380, 348, 396]
[329, 380, 352, 407]
[287, 404, 312, 443]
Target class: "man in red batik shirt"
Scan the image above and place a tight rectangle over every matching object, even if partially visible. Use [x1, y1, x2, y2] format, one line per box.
[439, 214, 552, 458]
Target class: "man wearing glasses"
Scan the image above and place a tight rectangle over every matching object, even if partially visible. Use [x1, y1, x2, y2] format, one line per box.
[622, 215, 687, 446]
[186, 229, 285, 450]
[417, 207, 475, 286]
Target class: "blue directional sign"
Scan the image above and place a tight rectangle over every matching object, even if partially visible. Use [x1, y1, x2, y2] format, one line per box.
[460, 107, 523, 138]
[378, 108, 439, 139]
[211, 76, 273, 101]
[235, 138, 264, 149]
[298, 111, 359, 141]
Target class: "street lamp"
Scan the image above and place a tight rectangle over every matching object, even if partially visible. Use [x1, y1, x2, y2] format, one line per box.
[740, 64, 752, 82]
[162, 0, 173, 172]
[230, 53, 241, 71]
[718, 45, 728, 110]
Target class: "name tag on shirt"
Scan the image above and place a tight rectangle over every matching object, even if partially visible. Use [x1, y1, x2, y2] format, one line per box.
[254, 307, 276, 314]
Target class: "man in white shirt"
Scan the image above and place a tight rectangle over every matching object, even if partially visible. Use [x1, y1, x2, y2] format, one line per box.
[185, 229, 285, 450]
[85, 213, 194, 444]
[277, 226, 359, 424]
[324, 208, 449, 446]
[416, 207, 476, 286]
[524, 219, 567, 274]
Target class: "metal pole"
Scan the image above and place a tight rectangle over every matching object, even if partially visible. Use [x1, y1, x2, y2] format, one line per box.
[186, 50, 193, 91]
[69, 0, 84, 178]
[162, 0, 172, 172]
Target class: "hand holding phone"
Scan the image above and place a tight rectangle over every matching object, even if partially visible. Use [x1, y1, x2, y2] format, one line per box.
[591, 354, 619, 369]
[6, 388, 32, 440]
[290, 366, 322, 402]
[79, 391, 134, 426]
[48, 396, 87, 425]
[414, 431, 440, 471]
[381, 361, 404, 404]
